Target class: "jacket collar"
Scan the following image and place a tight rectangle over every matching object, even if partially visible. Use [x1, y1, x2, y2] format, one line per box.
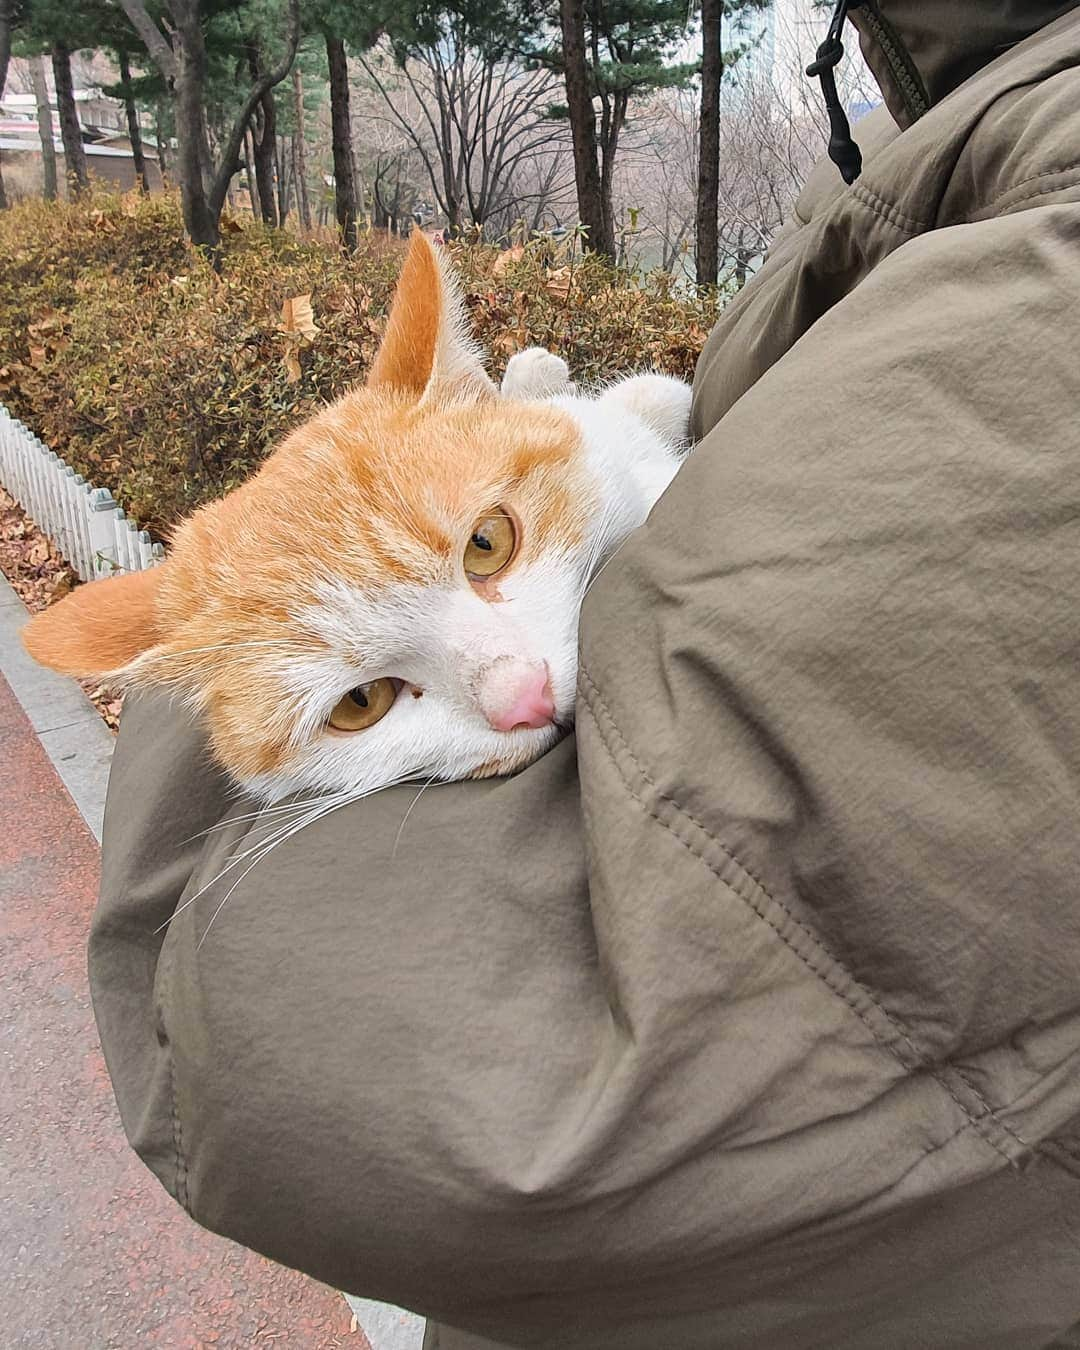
[850, 1, 1079, 127]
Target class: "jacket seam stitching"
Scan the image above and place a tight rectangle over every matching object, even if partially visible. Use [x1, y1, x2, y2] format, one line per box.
[169, 1051, 189, 1211]
[850, 183, 929, 236]
[1039, 1140, 1080, 1178]
[578, 665, 1026, 1164]
[984, 165, 1080, 216]
[163, 944, 190, 1213]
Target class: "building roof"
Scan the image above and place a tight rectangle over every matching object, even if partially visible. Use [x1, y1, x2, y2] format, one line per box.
[0, 135, 156, 160]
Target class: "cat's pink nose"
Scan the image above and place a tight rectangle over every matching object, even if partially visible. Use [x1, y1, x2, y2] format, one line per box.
[481, 664, 556, 732]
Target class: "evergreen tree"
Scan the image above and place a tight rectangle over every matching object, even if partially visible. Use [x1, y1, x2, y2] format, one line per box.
[17, 0, 99, 198]
[117, 0, 299, 252]
[301, 0, 385, 251]
[541, 0, 699, 259]
[696, 0, 771, 285]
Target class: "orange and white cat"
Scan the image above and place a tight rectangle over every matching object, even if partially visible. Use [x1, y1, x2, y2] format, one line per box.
[23, 232, 692, 804]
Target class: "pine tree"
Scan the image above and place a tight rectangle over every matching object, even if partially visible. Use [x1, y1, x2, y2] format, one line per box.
[541, 0, 699, 259]
[17, 0, 98, 198]
[696, 0, 771, 285]
[117, 0, 300, 252]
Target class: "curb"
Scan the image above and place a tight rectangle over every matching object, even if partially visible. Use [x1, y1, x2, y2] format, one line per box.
[0, 570, 114, 842]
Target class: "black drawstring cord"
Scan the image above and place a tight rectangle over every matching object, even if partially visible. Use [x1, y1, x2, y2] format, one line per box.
[806, 0, 863, 184]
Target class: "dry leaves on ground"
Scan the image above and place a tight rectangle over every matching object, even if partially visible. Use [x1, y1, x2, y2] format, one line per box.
[0, 486, 123, 731]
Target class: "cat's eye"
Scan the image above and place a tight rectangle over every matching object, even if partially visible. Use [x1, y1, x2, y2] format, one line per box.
[327, 679, 398, 733]
[464, 509, 517, 579]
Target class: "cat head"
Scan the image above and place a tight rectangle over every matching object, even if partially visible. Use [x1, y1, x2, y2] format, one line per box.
[23, 233, 673, 803]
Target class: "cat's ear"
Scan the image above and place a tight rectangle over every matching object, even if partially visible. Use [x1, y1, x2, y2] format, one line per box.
[22, 568, 166, 678]
[367, 230, 496, 405]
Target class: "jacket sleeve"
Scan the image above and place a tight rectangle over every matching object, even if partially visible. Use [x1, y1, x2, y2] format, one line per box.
[90, 200, 1080, 1348]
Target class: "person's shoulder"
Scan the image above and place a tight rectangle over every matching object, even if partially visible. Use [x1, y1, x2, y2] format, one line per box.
[943, 57, 1080, 225]
[772, 106, 901, 251]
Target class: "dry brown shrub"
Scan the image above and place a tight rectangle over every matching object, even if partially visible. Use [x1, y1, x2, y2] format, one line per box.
[0, 192, 724, 536]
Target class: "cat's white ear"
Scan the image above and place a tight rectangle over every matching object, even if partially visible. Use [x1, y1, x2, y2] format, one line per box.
[367, 231, 496, 405]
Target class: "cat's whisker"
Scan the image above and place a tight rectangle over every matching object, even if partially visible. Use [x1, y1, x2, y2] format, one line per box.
[195, 796, 345, 949]
[392, 773, 442, 860]
[195, 774, 423, 947]
[156, 794, 354, 933]
[181, 797, 325, 844]
[164, 769, 430, 941]
[582, 535, 629, 600]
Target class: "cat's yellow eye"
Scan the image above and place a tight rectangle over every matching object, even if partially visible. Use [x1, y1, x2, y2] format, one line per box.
[327, 679, 397, 733]
[465, 509, 517, 579]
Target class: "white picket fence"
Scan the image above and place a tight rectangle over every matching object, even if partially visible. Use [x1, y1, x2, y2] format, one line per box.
[0, 403, 164, 580]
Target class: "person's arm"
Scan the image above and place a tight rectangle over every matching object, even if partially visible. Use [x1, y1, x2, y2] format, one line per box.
[91, 202, 1080, 1345]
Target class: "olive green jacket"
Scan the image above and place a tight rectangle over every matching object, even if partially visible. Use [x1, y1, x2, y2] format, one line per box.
[91, 5, 1080, 1346]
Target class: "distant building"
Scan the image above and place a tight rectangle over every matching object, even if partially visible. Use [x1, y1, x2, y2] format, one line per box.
[721, 5, 777, 90]
[0, 83, 162, 199]
[721, 0, 880, 121]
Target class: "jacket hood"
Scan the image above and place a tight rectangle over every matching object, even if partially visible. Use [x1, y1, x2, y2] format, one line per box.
[850, 0, 1079, 126]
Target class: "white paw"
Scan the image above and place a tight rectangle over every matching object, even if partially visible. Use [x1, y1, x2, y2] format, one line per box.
[599, 373, 693, 449]
[501, 347, 577, 399]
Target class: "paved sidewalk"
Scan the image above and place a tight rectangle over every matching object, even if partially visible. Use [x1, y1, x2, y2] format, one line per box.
[0, 661, 363, 1349]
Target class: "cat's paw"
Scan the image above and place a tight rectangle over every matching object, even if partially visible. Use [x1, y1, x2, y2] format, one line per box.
[501, 347, 577, 399]
[599, 373, 693, 449]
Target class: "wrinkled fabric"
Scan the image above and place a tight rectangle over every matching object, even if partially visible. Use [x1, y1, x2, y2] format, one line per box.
[91, 6, 1080, 1348]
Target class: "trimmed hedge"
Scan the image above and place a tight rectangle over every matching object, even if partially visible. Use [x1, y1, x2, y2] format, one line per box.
[0, 193, 723, 536]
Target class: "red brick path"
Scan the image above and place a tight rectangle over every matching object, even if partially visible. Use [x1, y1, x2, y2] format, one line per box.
[0, 669, 364, 1349]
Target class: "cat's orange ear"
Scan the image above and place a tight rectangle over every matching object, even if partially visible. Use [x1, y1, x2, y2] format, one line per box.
[22, 568, 165, 678]
[367, 230, 495, 404]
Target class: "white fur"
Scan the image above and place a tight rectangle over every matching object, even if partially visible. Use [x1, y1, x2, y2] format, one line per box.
[501, 348, 577, 398]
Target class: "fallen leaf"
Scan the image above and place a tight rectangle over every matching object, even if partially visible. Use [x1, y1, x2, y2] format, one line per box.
[49, 572, 74, 601]
[492, 244, 525, 277]
[545, 266, 572, 299]
[28, 345, 47, 368]
[283, 347, 302, 383]
[280, 294, 319, 340]
[28, 308, 66, 338]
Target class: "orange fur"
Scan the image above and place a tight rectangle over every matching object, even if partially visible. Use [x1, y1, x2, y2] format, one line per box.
[21, 232, 593, 784]
[366, 231, 444, 395]
[22, 569, 163, 675]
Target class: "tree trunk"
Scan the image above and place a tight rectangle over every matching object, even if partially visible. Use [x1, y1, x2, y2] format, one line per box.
[249, 70, 277, 227]
[292, 65, 311, 232]
[695, 0, 722, 286]
[558, 0, 611, 258]
[30, 56, 58, 201]
[243, 125, 260, 217]
[171, 1, 219, 250]
[118, 0, 298, 252]
[325, 34, 359, 251]
[276, 134, 291, 224]
[598, 89, 627, 262]
[52, 40, 89, 198]
[154, 105, 169, 182]
[118, 49, 150, 194]
[0, 0, 13, 209]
